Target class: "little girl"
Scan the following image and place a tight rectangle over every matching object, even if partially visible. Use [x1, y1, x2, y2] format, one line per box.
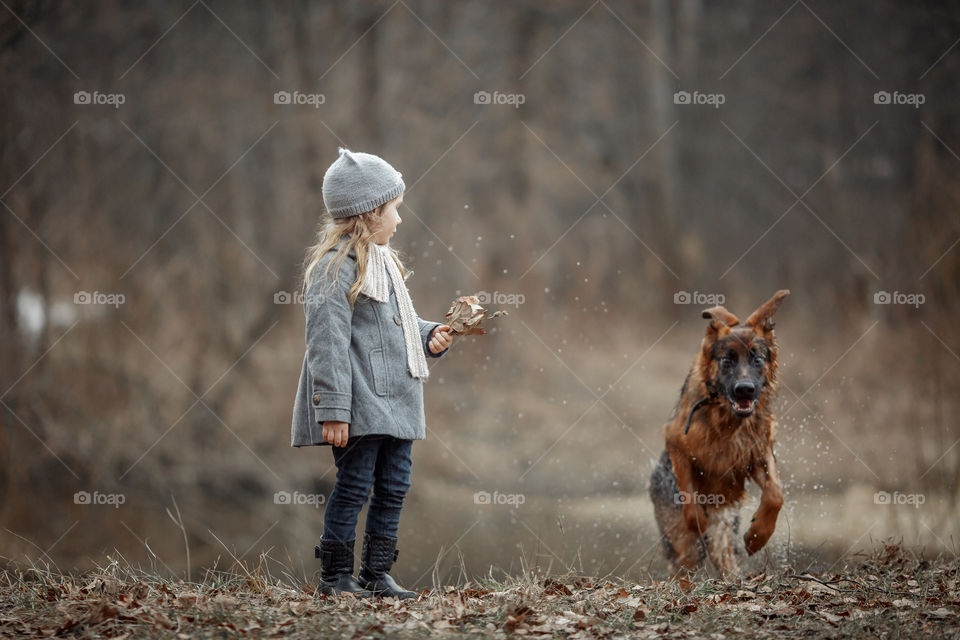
[291, 148, 453, 599]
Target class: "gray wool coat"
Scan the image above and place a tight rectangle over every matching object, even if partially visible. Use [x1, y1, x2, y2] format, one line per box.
[290, 245, 447, 447]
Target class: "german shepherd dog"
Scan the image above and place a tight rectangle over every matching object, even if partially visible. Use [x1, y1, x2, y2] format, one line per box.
[649, 290, 789, 576]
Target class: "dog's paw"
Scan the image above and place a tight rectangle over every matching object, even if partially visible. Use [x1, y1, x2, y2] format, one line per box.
[743, 526, 771, 555]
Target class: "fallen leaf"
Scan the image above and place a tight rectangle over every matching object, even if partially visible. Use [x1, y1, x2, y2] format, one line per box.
[543, 579, 572, 596]
[892, 598, 918, 608]
[572, 577, 594, 590]
[503, 604, 534, 632]
[676, 578, 695, 593]
[288, 600, 312, 616]
[444, 296, 507, 335]
[817, 611, 842, 625]
[212, 594, 238, 608]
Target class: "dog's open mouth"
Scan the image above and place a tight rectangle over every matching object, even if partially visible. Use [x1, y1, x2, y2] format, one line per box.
[729, 397, 758, 417]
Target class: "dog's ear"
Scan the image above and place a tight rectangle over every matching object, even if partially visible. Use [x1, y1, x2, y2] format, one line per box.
[745, 289, 790, 333]
[702, 306, 740, 338]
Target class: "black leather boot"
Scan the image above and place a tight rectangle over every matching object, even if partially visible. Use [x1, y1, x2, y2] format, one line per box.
[316, 538, 369, 596]
[358, 533, 417, 599]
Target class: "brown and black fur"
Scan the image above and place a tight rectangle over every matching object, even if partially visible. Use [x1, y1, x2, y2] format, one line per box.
[649, 290, 789, 576]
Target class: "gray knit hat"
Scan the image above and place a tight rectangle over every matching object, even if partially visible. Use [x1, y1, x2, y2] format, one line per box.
[321, 147, 405, 218]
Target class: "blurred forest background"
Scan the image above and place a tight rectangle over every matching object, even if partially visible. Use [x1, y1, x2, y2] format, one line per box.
[1, 0, 959, 588]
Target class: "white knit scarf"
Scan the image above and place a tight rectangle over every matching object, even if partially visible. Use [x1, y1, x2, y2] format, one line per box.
[360, 243, 430, 380]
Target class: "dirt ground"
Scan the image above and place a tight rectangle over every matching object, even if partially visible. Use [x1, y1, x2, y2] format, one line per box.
[2, 542, 957, 639]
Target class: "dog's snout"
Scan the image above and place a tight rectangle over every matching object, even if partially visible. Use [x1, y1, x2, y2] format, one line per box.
[734, 381, 756, 397]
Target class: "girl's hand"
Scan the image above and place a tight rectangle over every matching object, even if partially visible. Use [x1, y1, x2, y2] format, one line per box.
[428, 325, 454, 354]
[322, 421, 349, 447]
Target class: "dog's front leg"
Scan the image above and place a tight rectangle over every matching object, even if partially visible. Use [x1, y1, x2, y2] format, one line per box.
[744, 449, 783, 555]
[668, 448, 708, 534]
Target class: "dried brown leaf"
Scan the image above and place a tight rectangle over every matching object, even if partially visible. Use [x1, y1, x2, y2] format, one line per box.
[542, 578, 572, 596]
[444, 295, 508, 335]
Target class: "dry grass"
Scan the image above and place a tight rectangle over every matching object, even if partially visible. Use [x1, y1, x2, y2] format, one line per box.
[1, 542, 957, 639]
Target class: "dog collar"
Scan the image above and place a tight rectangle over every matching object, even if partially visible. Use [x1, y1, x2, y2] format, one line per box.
[683, 382, 720, 435]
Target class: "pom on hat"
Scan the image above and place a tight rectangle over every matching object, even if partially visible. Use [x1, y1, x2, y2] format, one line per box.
[321, 148, 405, 218]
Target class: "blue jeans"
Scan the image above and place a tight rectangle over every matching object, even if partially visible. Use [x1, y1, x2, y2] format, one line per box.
[323, 435, 412, 543]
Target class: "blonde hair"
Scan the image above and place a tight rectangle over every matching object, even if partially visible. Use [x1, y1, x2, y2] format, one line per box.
[302, 199, 408, 308]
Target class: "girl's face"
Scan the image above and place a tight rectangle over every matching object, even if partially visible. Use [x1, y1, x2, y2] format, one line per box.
[372, 193, 403, 245]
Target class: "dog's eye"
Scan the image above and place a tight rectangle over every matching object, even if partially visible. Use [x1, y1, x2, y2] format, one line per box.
[752, 354, 765, 367]
[720, 356, 734, 368]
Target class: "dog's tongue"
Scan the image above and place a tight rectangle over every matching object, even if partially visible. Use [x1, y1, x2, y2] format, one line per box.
[736, 398, 753, 410]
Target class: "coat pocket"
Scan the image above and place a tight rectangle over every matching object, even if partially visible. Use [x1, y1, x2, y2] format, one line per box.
[369, 347, 388, 396]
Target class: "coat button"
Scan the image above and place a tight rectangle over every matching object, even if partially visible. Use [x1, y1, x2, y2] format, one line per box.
[312, 393, 320, 405]
[394, 315, 402, 326]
